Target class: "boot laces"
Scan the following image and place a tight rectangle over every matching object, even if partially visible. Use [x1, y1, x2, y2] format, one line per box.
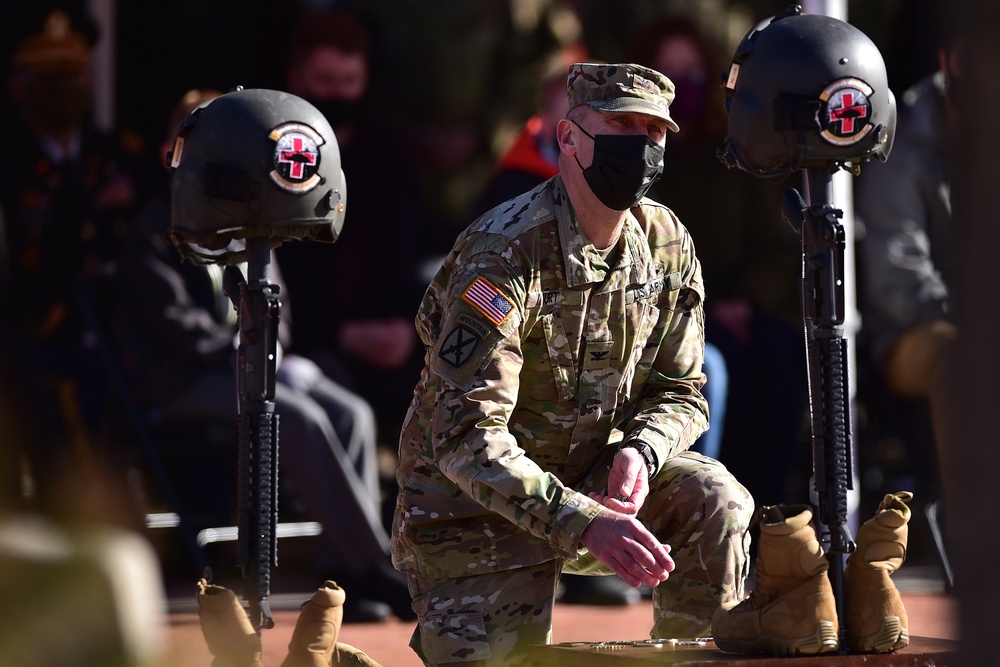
[729, 565, 765, 611]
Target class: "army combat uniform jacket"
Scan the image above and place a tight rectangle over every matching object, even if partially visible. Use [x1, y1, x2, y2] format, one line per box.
[391, 175, 709, 578]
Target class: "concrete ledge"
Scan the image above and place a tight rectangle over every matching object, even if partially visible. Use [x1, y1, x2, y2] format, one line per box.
[528, 636, 959, 666]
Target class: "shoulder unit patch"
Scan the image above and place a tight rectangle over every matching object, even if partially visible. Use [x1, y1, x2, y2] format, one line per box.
[438, 325, 481, 367]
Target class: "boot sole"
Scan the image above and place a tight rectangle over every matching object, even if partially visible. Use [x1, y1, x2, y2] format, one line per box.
[714, 621, 839, 656]
[850, 616, 909, 653]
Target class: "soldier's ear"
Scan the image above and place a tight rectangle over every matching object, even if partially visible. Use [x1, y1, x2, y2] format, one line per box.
[556, 117, 576, 154]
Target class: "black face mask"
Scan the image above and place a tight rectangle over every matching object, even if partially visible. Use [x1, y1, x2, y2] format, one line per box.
[572, 121, 665, 210]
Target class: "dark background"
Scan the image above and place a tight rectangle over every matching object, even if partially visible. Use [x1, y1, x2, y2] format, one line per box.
[1, 0, 946, 184]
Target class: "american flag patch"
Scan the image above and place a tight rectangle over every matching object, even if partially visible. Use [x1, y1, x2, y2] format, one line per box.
[462, 277, 514, 325]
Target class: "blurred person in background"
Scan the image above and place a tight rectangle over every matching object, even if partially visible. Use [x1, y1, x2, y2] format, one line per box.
[0, 339, 166, 667]
[275, 12, 430, 490]
[855, 23, 964, 520]
[0, 2, 147, 516]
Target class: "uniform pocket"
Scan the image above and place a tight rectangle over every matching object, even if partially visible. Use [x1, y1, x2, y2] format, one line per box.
[621, 299, 663, 398]
[540, 313, 576, 401]
[415, 611, 491, 663]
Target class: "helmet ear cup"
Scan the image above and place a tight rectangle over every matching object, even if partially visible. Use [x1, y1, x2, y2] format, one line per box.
[719, 7, 896, 176]
[167, 88, 346, 263]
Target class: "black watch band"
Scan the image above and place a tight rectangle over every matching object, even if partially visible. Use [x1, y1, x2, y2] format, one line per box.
[620, 441, 657, 478]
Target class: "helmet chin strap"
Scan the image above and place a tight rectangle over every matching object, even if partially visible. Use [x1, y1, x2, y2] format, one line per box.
[716, 137, 805, 178]
[162, 227, 250, 266]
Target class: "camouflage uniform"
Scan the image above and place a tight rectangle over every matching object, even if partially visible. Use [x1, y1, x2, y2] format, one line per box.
[391, 64, 753, 665]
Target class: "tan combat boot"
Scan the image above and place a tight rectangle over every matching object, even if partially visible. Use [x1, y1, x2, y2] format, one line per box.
[334, 642, 384, 666]
[196, 579, 264, 667]
[845, 491, 912, 653]
[712, 504, 839, 656]
[280, 580, 347, 667]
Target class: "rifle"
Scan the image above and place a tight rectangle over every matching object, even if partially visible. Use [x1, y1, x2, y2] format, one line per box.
[782, 167, 856, 651]
[223, 236, 281, 633]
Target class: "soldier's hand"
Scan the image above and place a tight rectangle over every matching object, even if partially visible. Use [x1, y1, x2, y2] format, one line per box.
[588, 447, 649, 515]
[579, 510, 674, 588]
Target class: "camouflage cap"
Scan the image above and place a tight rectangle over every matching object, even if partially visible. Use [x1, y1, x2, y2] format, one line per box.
[567, 63, 679, 132]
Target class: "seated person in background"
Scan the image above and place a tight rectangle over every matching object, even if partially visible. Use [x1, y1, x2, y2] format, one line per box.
[275, 11, 430, 457]
[855, 30, 963, 509]
[113, 89, 414, 623]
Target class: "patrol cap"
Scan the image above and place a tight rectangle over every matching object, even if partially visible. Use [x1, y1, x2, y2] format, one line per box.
[10, 7, 96, 75]
[567, 62, 679, 132]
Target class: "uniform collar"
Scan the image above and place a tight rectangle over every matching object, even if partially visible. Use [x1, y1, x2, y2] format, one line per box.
[553, 175, 639, 288]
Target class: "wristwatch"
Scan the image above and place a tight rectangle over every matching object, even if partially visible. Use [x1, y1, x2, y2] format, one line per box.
[620, 441, 657, 478]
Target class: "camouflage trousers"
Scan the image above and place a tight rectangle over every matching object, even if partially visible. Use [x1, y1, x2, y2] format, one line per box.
[405, 451, 753, 666]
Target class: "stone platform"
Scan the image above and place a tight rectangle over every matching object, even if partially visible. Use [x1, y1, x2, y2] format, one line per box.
[528, 636, 959, 666]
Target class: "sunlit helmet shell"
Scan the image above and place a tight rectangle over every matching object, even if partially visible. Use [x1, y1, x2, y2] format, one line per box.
[167, 87, 346, 259]
[719, 7, 896, 176]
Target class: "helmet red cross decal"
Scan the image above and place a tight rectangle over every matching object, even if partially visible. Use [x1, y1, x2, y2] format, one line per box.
[829, 91, 868, 133]
[819, 78, 874, 147]
[278, 135, 317, 179]
[269, 122, 325, 193]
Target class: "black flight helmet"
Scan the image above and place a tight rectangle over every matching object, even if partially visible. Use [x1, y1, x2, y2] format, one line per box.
[166, 87, 346, 264]
[718, 5, 896, 177]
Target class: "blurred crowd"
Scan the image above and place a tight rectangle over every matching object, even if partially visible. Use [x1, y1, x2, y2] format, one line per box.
[0, 0, 961, 662]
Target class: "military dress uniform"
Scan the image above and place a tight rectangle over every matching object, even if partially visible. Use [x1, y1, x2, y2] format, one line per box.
[391, 174, 753, 665]
[0, 5, 145, 492]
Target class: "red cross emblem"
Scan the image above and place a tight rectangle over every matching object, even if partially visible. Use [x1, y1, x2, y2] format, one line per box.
[269, 122, 325, 193]
[828, 90, 869, 135]
[277, 135, 317, 179]
[819, 78, 875, 147]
